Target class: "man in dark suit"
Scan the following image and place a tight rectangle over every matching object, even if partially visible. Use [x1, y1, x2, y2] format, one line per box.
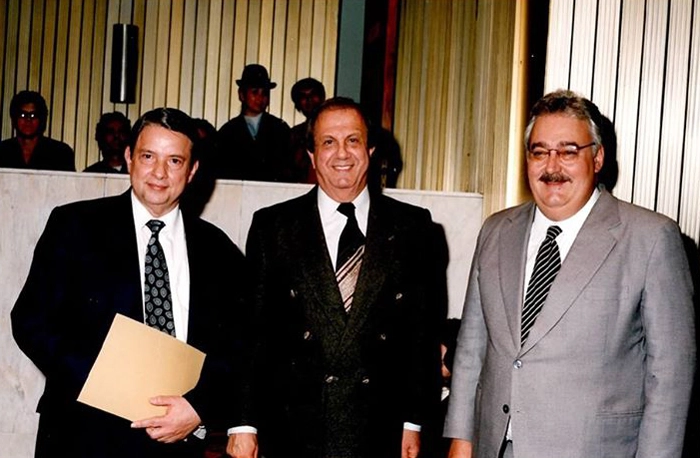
[216, 64, 291, 181]
[12, 108, 252, 457]
[227, 97, 443, 458]
[444, 90, 696, 458]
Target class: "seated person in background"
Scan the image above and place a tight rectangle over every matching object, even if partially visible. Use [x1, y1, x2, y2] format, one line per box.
[84, 111, 131, 173]
[216, 64, 290, 181]
[284, 77, 326, 183]
[0, 90, 75, 171]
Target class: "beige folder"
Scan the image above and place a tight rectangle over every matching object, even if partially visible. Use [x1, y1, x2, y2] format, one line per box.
[77, 313, 206, 421]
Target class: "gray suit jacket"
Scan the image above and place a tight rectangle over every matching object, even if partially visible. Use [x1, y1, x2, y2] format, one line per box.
[444, 190, 696, 458]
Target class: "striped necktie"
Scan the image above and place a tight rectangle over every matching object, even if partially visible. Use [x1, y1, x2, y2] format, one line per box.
[336, 203, 365, 313]
[521, 225, 562, 345]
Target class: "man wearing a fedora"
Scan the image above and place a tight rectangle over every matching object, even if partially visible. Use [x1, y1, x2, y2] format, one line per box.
[216, 64, 291, 181]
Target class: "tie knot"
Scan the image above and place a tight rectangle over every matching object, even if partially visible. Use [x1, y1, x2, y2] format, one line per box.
[337, 202, 356, 219]
[146, 219, 165, 235]
[545, 225, 562, 240]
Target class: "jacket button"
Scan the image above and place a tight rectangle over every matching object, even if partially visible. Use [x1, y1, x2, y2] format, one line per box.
[290, 289, 297, 298]
[379, 333, 387, 341]
[502, 404, 510, 414]
[361, 376, 370, 385]
[395, 292, 403, 300]
[513, 359, 523, 369]
[303, 331, 312, 340]
[325, 375, 338, 384]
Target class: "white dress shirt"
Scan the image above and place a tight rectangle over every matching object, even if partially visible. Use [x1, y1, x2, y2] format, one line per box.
[316, 186, 370, 269]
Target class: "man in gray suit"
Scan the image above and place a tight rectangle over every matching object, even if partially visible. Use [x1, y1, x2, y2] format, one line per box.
[444, 90, 696, 458]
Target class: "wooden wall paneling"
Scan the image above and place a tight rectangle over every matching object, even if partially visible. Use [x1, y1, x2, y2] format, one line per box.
[544, 0, 574, 91]
[613, 0, 645, 202]
[269, 0, 288, 118]
[87, 0, 110, 169]
[132, 0, 146, 117]
[51, 0, 70, 142]
[190, 0, 209, 116]
[229, 0, 250, 119]
[425, 1, 448, 190]
[178, 0, 197, 116]
[166, 0, 185, 110]
[679, 0, 700, 241]
[656, 0, 693, 220]
[568, 0, 597, 94]
[203, 0, 223, 122]
[15, 0, 31, 90]
[282, 0, 301, 125]
[294, 0, 316, 126]
[28, 0, 45, 90]
[39, 0, 57, 112]
[138, 0, 159, 111]
[442, 0, 465, 191]
[321, 0, 338, 100]
[62, 0, 84, 158]
[458, 0, 477, 194]
[633, 0, 668, 210]
[216, 0, 236, 128]
[310, 0, 328, 95]
[153, 1, 172, 108]
[74, 0, 98, 170]
[1, 1, 20, 140]
[591, 0, 620, 118]
[246, 0, 261, 65]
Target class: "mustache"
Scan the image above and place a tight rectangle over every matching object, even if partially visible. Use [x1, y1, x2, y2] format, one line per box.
[539, 172, 572, 183]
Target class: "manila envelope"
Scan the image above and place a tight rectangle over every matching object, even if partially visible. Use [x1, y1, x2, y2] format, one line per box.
[78, 313, 206, 421]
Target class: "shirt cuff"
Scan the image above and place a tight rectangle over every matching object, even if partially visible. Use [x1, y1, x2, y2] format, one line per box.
[227, 425, 258, 436]
[404, 422, 422, 432]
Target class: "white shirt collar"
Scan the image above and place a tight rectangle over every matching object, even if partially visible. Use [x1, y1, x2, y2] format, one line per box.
[130, 192, 182, 236]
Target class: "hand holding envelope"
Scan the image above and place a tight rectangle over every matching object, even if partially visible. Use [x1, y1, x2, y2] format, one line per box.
[78, 313, 206, 439]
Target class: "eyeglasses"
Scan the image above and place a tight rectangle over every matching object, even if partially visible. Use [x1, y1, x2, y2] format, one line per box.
[18, 111, 39, 120]
[527, 142, 596, 164]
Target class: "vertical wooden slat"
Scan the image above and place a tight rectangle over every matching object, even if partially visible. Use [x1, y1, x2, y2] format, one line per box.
[216, 0, 236, 128]
[138, 0, 158, 111]
[544, 0, 574, 91]
[74, 0, 97, 170]
[283, 0, 301, 124]
[51, 0, 70, 141]
[166, 0, 184, 110]
[130, 0, 146, 119]
[268, 0, 287, 118]
[612, 0, 645, 201]
[591, 0, 621, 117]
[39, 0, 57, 104]
[229, 0, 249, 118]
[190, 0, 209, 116]
[15, 0, 31, 89]
[321, 0, 338, 99]
[633, 0, 668, 210]
[246, 0, 261, 63]
[569, 0, 597, 94]
[679, 0, 700, 241]
[28, 0, 44, 90]
[87, 0, 109, 169]
[203, 0, 222, 121]
[656, 0, 692, 220]
[1, 0, 20, 140]
[178, 0, 197, 115]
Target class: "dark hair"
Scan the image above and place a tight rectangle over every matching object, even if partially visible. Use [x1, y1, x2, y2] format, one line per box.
[306, 97, 374, 152]
[524, 89, 603, 152]
[10, 90, 49, 133]
[95, 111, 131, 143]
[291, 78, 326, 110]
[128, 107, 200, 163]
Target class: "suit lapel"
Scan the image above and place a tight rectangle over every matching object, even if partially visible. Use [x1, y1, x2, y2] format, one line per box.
[500, 203, 534, 351]
[111, 191, 145, 322]
[521, 192, 620, 353]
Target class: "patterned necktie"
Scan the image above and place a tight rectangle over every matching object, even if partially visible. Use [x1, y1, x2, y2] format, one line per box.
[336, 203, 365, 313]
[143, 219, 175, 337]
[521, 225, 562, 345]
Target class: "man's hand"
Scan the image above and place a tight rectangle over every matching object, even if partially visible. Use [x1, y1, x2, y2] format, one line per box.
[448, 438, 473, 458]
[401, 429, 420, 458]
[131, 395, 201, 443]
[226, 432, 258, 458]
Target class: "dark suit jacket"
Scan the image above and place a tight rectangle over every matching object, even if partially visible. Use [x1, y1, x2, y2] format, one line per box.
[0, 136, 75, 171]
[246, 188, 444, 458]
[11, 191, 251, 458]
[216, 112, 290, 181]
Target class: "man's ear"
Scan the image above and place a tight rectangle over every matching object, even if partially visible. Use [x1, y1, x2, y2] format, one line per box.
[308, 150, 316, 169]
[187, 160, 200, 183]
[124, 147, 133, 173]
[369, 146, 376, 157]
[594, 145, 605, 174]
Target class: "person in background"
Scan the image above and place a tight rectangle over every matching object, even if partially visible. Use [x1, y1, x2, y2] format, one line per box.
[0, 90, 75, 171]
[84, 111, 131, 173]
[285, 77, 326, 183]
[444, 89, 695, 458]
[216, 64, 290, 181]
